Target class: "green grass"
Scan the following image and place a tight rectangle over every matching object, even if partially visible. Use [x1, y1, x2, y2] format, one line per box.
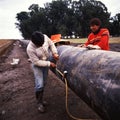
[109, 37, 120, 43]
[66, 37, 120, 44]
[68, 38, 87, 43]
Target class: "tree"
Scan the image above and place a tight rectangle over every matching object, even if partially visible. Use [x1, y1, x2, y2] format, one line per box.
[109, 13, 120, 36]
[15, 0, 111, 39]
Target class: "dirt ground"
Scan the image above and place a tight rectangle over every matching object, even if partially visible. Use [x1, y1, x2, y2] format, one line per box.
[0, 40, 119, 120]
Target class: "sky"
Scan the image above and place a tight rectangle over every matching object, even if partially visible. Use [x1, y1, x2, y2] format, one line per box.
[0, 0, 120, 39]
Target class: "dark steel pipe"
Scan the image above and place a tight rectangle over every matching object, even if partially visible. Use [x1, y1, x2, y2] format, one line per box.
[51, 45, 120, 120]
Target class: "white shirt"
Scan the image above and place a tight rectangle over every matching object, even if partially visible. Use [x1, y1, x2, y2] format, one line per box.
[27, 34, 58, 67]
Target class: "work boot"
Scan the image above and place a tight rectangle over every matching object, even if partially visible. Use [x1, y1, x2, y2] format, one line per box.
[37, 103, 45, 113]
[36, 91, 45, 113]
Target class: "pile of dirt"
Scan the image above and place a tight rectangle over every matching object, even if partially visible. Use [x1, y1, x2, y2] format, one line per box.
[0, 40, 119, 120]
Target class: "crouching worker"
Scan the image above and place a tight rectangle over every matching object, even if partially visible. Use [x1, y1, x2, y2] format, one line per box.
[26, 31, 59, 113]
[78, 18, 110, 50]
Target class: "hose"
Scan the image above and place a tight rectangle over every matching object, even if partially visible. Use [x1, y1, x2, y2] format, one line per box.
[56, 68, 95, 120]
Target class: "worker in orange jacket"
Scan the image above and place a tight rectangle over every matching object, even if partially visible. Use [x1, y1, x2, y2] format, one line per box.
[79, 18, 110, 50]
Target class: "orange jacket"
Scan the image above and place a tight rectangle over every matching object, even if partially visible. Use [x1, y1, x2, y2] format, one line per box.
[85, 28, 110, 50]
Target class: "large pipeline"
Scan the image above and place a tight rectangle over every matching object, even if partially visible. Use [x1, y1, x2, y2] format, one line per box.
[51, 45, 120, 120]
[20, 40, 120, 120]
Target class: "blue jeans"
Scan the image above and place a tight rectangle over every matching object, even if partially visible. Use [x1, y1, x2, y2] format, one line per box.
[32, 64, 49, 92]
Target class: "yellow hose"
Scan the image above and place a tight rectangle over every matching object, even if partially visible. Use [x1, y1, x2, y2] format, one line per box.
[56, 68, 96, 120]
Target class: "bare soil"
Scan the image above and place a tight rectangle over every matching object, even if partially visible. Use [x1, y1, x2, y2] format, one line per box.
[0, 40, 119, 120]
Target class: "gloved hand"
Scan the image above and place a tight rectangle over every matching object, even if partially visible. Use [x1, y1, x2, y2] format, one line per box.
[86, 44, 101, 50]
[77, 44, 86, 48]
[53, 53, 59, 60]
[50, 62, 56, 68]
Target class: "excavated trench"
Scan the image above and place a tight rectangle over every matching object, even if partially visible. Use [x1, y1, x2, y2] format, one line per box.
[0, 39, 120, 120]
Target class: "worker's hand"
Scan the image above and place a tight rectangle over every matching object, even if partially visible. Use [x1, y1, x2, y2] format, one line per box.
[77, 44, 86, 48]
[87, 44, 101, 50]
[53, 53, 59, 60]
[50, 62, 56, 68]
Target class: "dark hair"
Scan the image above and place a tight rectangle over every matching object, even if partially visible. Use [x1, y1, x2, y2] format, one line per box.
[90, 18, 101, 26]
[31, 31, 44, 46]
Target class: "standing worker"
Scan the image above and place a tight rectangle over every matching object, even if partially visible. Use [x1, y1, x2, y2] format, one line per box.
[78, 18, 110, 50]
[26, 31, 59, 113]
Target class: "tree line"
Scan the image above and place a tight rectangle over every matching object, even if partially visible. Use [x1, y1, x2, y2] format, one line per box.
[15, 0, 120, 39]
